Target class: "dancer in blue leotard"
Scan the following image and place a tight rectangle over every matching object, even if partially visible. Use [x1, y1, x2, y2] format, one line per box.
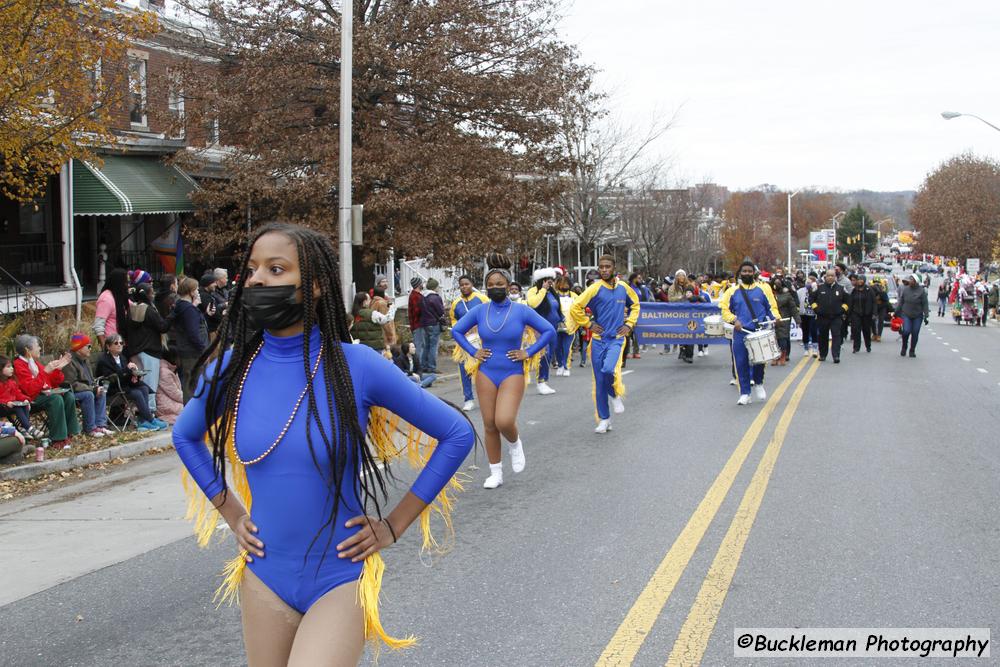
[451, 253, 555, 489]
[173, 223, 474, 666]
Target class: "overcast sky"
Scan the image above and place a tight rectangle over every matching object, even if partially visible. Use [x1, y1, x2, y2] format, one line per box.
[558, 0, 1000, 192]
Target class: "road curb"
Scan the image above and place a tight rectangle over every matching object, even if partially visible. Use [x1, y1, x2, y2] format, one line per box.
[0, 372, 458, 483]
[0, 432, 175, 482]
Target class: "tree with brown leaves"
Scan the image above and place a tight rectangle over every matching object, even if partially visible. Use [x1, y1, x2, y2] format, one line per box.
[911, 152, 1000, 261]
[175, 0, 591, 267]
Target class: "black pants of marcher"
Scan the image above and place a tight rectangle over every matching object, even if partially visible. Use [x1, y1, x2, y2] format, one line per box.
[851, 315, 872, 351]
[875, 307, 887, 337]
[817, 316, 842, 360]
[679, 344, 694, 360]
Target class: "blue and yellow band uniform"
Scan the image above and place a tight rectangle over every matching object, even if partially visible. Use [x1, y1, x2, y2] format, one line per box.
[569, 279, 640, 421]
[450, 291, 489, 402]
[719, 280, 780, 395]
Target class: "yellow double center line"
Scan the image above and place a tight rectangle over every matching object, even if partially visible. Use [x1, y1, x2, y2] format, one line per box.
[596, 356, 818, 666]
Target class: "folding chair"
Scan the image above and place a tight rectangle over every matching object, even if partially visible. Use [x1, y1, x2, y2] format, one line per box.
[101, 374, 139, 433]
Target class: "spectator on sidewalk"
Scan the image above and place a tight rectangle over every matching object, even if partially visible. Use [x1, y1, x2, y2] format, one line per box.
[198, 273, 223, 335]
[13, 334, 79, 449]
[419, 277, 446, 374]
[0, 355, 42, 440]
[96, 335, 166, 432]
[390, 343, 436, 388]
[126, 281, 173, 413]
[156, 350, 184, 425]
[371, 286, 397, 347]
[350, 293, 388, 351]
[63, 333, 112, 438]
[408, 276, 425, 365]
[93, 268, 131, 348]
[172, 277, 209, 403]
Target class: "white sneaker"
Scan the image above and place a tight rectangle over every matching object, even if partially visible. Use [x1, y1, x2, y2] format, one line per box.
[753, 385, 767, 401]
[697, 350, 705, 357]
[729, 378, 737, 386]
[703, 349, 709, 356]
[537, 382, 556, 395]
[483, 463, 503, 489]
[737, 394, 752, 405]
[555, 367, 563, 377]
[563, 368, 571, 377]
[611, 396, 625, 414]
[462, 400, 475, 412]
[508, 439, 525, 473]
[595, 419, 611, 433]
[88, 429, 105, 438]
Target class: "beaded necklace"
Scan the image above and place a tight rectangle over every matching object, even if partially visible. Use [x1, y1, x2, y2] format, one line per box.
[232, 339, 324, 466]
[484, 300, 513, 334]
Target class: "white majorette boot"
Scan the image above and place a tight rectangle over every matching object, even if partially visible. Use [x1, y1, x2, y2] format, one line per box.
[508, 438, 525, 473]
[462, 400, 475, 412]
[537, 382, 556, 395]
[595, 419, 611, 434]
[483, 463, 503, 489]
[753, 384, 767, 402]
[737, 394, 752, 405]
[611, 396, 625, 414]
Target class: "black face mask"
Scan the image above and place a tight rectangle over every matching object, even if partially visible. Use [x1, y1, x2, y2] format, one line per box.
[740, 274, 755, 285]
[487, 287, 508, 303]
[242, 285, 304, 331]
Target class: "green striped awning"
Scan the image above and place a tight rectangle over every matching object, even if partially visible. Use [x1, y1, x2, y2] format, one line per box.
[72, 155, 198, 216]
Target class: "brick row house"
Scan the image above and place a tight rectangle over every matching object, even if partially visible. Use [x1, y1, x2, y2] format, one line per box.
[0, 0, 226, 314]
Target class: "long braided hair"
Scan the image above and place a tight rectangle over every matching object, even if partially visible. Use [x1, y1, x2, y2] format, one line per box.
[196, 223, 391, 563]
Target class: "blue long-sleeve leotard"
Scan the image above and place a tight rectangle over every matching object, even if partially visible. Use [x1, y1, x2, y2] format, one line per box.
[450, 298, 556, 386]
[172, 326, 474, 613]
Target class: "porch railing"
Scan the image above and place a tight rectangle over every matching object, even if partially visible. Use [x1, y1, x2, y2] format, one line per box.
[0, 243, 63, 285]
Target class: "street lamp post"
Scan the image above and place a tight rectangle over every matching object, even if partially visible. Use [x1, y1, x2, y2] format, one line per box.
[829, 210, 847, 266]
[338, 0, 354, 305]
[941, 111, 1000, 133]
[787, 190, 800, 271]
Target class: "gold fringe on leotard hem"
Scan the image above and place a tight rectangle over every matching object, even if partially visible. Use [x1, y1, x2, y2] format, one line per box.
[460, 328, 544, 390]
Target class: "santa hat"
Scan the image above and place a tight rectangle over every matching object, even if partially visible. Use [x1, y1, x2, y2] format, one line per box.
[759, 270, 771, 279]
[531, 267, 557, 284]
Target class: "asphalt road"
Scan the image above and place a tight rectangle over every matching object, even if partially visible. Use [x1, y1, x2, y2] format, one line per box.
[1, 311, 998, 666]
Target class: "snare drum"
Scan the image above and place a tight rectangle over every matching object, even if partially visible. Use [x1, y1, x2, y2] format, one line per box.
[744, 328, 781, 364]
[723, 323, 735, 340]
[703, 315, 724, 336]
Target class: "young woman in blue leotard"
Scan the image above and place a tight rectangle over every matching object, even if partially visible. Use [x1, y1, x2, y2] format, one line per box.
[173, 223, 475, 666]
[450, 254, 555, 489]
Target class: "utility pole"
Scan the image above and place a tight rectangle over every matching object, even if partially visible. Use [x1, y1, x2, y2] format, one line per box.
[338, 0, 353, 305]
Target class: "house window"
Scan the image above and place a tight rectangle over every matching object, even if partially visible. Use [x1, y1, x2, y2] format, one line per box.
[205, 117, 220, 145]
[167, 71, 185, 138]
[128, 55, 148, 127]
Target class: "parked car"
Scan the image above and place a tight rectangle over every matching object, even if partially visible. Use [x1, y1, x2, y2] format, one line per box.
[918, 263, 942, 274]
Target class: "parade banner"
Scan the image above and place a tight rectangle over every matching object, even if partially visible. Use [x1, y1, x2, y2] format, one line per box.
[634, 302, 729, 345]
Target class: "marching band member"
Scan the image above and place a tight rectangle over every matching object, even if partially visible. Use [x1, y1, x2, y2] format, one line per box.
[569, 255, 640, 434]
[552, 271, 577, 375]
[719, 260, 780, 405]
[449, 275, 489, 411]
[451, 254, 556, 488]
[525, 268, 563, 395]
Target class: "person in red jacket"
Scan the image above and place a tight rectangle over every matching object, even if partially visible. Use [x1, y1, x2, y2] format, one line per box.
[12, 334, 80, 449]
[0, 355, 43, 439]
